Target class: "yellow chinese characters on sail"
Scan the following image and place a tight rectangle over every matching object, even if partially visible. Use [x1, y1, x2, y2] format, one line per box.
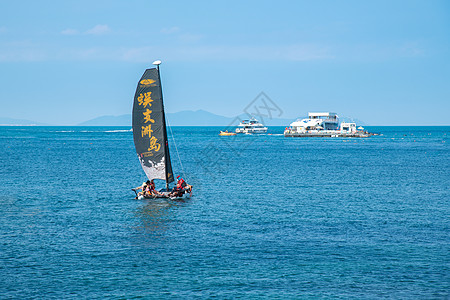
[141, 124, 161, 152]
[148, 136, 160, 151]
[143, 109, 155, 123]
[141, 124, 153, 138]
[138, 92, 154, 108]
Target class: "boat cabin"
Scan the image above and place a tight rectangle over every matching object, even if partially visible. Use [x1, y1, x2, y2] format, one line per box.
[309, 112, 338, 120]
[340, 122, 357, 132]
[288, 112, 339, 132]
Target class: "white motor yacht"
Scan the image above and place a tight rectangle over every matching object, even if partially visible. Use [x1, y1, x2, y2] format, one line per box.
[235, 118, 268, 134]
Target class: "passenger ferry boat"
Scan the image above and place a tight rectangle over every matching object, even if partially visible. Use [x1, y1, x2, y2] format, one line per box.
[284, 112, 372, 137]
[235, 118, 268, 134]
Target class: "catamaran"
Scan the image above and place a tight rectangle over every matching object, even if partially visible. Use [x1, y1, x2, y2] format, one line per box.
[132, 60, 192, 200]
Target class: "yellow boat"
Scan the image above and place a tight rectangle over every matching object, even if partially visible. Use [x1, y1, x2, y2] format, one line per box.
[219, 130, 236, 136]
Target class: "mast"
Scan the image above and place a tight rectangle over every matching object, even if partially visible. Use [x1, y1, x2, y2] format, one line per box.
[132, 61, 174, 187]
[154, 61, 172, 191]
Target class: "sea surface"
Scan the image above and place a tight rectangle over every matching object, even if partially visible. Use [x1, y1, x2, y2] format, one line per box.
[0, 126, 449, 299]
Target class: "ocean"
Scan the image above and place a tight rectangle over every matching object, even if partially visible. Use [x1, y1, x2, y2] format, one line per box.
[0, 126, 448, 299]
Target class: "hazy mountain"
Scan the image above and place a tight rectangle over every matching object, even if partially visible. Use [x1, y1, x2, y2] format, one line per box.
[78, 114, 131, 126]
[77, 109, 295, 126]
[167, 110, 232, 126]
[1, 111, 366, 126]
[77, 110, 229, 126]
[0, 117, 49, 126]
[339, 117, 367, 126]
[77, 110, 367, 126]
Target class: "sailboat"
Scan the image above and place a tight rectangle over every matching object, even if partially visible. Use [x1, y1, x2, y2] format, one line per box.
[132, 60, 192, 200]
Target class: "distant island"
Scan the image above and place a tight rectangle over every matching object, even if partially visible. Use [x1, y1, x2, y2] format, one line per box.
[1, 110, 366, 126]
[0, 117, 49, 126]
[78, 110, 366, 126]
[77, 110, 294, 126]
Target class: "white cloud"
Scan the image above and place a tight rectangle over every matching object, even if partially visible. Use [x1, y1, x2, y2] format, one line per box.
[61, 25, 111, 36]
[178, 33, 203, 43]
[283, 44, 334, 61]
[399, 42, 424, 57]
[119, 44, 332, 62]
[121, 46, 154, 61]
[0, 39, 335, 63]
[160, 27, 203, 42]
[86, 25, 110, 35]
[160, 26, 180, 34]
[0, 41, 46, 62]
[61, 28, 79, 35]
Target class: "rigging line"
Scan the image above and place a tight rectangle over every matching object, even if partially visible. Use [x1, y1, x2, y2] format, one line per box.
[166, 117, 186, 180]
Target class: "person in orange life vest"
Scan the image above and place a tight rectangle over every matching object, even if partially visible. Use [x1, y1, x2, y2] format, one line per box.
[148, 179, 163, 197]
[169, 176, 188, 197]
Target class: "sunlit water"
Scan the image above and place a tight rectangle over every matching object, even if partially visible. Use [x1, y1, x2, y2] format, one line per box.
[0, 126, 448, 298]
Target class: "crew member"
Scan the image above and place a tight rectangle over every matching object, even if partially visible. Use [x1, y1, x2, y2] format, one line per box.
[133, 180, 150, 199]
[169, 176, 190, 197]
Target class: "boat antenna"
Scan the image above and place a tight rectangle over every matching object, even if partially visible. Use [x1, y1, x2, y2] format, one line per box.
[166, 117, 187, 181]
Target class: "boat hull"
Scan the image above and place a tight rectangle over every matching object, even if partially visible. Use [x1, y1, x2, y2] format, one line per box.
[137, 190, 192, 200]
[235, 128, 267, 134]
[284, 131, 372, 138]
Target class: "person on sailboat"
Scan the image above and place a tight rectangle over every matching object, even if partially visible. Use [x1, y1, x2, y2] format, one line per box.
[148, 179, 163, 197]
[169, 176, 190, 197]
[133, 180, 150, 199]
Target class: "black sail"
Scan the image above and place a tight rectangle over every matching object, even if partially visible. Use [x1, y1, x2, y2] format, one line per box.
[132, 68, 174, 184]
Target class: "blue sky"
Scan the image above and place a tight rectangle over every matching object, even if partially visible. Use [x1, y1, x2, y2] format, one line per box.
[0, 0, 449, 125]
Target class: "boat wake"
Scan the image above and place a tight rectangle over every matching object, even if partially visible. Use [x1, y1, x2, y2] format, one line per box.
[104, 129, 132, 133]
[54, 129, 132, 133]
